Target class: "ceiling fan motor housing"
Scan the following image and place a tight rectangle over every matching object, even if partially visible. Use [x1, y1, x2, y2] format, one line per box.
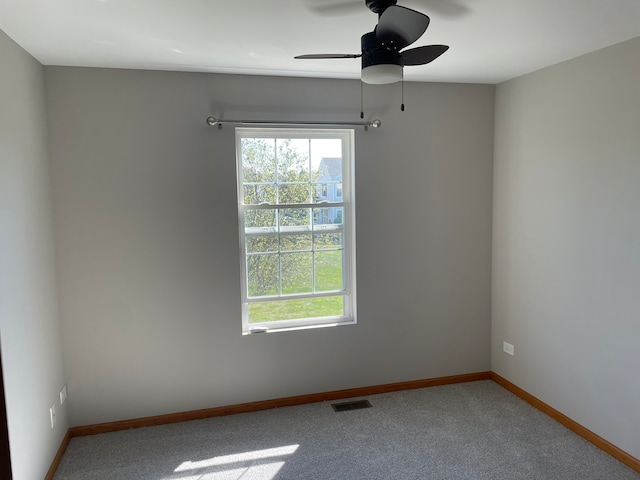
[360, 31, 403, 84]
[361, 31, 401, 68]
[365, 0, 398, 14]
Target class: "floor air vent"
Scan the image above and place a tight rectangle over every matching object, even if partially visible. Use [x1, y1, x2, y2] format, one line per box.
[331, 399, 372, 412]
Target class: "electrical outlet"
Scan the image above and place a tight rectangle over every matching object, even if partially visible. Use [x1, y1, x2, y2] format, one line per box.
[503, 341, 515, 356]
[49, 403, 56, 429]
[60, 385, 68, 405]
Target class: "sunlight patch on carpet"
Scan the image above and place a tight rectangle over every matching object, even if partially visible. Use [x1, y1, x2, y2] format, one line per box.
[174, 444, 299, 472]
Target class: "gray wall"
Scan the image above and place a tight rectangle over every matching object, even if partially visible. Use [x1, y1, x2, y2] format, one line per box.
[45, 67, 495, 427]
[492, 37, 640, 459]
[0, 30, 68, 479]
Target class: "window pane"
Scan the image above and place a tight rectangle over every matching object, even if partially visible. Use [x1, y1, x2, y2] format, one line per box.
[314, 183, 342, 203]
[334, 207, 343, 225]
[244, 209, 276, 229]
[311, 138, 342, 161]
[316, 157, 342, 183]
[242, 138, 275, 183]
[278, 183, 311, 204]
[248, 296, 345, 323]
[246, 235, 279, 253]
[281, 234, 312, 252]
[313, 207, 343, 226]
[314, 232, 343, 250]
[314, 251, 344, 292]
[279, 208, 310, 229]
[277, 138, 310, 182]
[282, 253, 312, 294]
[247, 254, 279, 297]
[244, 184, 276, 205]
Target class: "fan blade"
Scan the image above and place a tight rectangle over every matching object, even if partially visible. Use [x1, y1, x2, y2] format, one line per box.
[376, 6, 430, 50]
[400, 45, 449, 66]
[295, 53, 361, 59]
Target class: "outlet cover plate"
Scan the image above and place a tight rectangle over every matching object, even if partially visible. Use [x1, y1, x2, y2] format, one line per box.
[503, 341, 515, 356]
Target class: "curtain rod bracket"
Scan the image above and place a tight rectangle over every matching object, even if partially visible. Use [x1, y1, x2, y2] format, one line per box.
[206, 116, 381, 130]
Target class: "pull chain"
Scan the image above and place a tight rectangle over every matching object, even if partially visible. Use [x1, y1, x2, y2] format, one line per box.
[401, 69, 405, 112]
[360, 80, 364, 119]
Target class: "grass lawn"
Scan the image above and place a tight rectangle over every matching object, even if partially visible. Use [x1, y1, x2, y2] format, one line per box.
[249, 250, 344, 323]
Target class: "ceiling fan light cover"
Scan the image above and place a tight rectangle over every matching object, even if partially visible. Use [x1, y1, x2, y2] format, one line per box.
[361, 64, 403, 84]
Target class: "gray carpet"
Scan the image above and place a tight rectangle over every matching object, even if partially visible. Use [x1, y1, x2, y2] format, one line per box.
[53, 381, 640, 480]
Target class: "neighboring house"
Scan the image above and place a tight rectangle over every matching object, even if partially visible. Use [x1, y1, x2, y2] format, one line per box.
[315, 157, 343, 224]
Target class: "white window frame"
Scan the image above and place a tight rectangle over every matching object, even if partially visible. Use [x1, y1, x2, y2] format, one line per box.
[236, 128, 357, 334]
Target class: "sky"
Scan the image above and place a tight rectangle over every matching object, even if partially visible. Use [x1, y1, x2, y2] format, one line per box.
[288, 138, 343, 171]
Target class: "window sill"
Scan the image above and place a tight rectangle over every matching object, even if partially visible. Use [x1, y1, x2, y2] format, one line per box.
[243, 318, 356, 335]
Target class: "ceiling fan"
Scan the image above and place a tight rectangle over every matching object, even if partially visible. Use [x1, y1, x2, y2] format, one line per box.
[295, 0, 449, 85]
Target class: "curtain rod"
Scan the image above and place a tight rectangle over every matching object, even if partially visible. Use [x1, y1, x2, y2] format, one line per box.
[206, 116, 381, 130]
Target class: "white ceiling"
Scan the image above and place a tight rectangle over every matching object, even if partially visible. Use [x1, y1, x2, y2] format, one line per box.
[1, 0, 640, 84]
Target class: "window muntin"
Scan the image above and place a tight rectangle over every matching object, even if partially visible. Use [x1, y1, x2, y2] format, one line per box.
[236, 129, 356, 333]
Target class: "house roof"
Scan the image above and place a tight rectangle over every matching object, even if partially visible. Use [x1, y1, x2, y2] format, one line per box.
[319, 158, 342, 181]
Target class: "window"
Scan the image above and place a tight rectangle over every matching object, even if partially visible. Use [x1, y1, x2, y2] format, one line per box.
[236, 128, 356, 334]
